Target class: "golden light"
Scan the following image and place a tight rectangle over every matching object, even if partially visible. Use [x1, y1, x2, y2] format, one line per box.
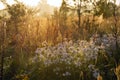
[0, 0, 120, 10]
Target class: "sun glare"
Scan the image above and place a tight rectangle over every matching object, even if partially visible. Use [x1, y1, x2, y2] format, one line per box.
[6, 0, 16, 5]
[20, 0, 40, 6]
[0, 2, 5, 10]
[0, 0, 15, 10]
[116, 0, 120, 5]
[47, 0, 62, 7]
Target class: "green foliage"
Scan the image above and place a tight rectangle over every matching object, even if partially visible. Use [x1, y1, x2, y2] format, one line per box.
[94, 0, 116, 18]
[8, 3, 26, 21]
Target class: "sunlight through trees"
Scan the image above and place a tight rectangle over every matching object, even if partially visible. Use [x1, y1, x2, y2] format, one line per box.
[0, 0, 120, 80]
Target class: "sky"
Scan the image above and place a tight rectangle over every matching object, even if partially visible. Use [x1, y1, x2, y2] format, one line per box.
[0, 0, 62, 10]
[0, 0, 120, 10]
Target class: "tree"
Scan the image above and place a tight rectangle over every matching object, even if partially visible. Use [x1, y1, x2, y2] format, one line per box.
[59, 0, 69, 41]
[93, 0, 117, 18]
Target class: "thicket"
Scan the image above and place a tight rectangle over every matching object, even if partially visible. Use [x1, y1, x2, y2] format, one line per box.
[0, 0, 120, 80]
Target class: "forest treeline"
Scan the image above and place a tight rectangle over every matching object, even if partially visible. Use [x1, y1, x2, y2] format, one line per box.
[0, 0, 120, 80]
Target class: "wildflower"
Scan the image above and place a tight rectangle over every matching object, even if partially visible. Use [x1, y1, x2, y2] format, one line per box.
[63, 73, 65, 76]
[93, 69, 99, 78]
[65, 71, 71, 76]
[88, 64, 95, 69]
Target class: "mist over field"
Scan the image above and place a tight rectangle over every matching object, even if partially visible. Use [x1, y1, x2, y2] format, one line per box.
[0, 0, 120, 80]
